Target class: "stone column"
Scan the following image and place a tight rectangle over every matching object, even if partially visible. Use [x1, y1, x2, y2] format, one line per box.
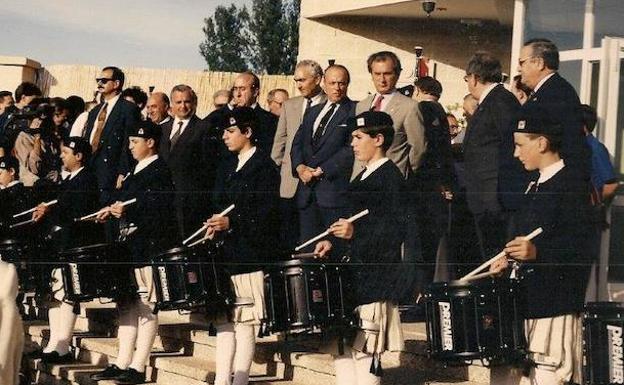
[0, 56, 41, 93]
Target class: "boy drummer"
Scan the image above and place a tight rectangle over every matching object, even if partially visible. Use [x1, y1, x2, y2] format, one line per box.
[489, 104, 593, 385]
[315, 111, 406, 385]
[91, 121, 176, 384]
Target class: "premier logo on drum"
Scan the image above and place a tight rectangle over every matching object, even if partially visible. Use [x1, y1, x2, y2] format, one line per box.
[438, 302, 453, 351]
[158, 267, 170, 302]
[607, 324, 624, 383]
[69, 263, 81, 295]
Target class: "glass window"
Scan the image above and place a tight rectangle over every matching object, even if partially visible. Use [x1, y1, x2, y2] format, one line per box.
[594, 0, 624, 47]
[559, 60, 582, 95]
[524, 0, 585, 50]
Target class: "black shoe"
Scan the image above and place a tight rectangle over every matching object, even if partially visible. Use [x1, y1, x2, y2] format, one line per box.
[41, 351, 73, 364]
[90, 364, 126, 381]
[114, 368, 146, 384]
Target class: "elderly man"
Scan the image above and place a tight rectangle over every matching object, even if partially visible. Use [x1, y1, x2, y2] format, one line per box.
[271, 60, 326, 250]
[267, 88, 289, 117]
[212, 89, 231, 111]
[159, 84, 215, 237]
[146, 92, 171, 125]
[231, 71, 278, 155]
[518, 38, 590, 178]
[463, 51, 526, 261]
[291, 64, 355, 251]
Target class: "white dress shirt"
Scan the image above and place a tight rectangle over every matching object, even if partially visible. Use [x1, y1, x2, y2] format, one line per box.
[361, 157, 390, 181]
[236, 146, 257, 172]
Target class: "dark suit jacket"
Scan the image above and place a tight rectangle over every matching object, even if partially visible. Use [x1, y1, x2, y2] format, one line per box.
[212, 148, 280, 275]
[348, 160, 406, 306]
[463, 84, 527, 214]
[84, 98, 141, 204]
[116, 157, 176, 262]
[253, 104, 278, 156]
[514, 165, 592, 318]
[526, 72, 590, 178]
[160, 115, 217, 237]
[290, 99, 356, 209]
[50, 168, 103, 249]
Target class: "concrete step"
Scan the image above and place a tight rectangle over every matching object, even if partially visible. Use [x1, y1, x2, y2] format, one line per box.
[24, 316, 491, 385]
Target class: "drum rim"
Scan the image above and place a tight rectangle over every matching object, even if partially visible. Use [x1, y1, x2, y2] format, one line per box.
[275, 259, 326, 268]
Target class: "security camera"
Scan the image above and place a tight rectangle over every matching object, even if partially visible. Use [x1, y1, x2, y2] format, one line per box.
[422, 1, 436, 16]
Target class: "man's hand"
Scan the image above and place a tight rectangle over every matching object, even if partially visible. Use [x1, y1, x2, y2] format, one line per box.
[504, 237, 537, 261]
[32, 203, 49, 222]
[109, 201, 125, 218]
[329, 218, 354, 240]
[207, 215, 230, 232]
[314, 240, 333, 258]
[202, 223, 216, 240]
[296, 165, 316, 184]
[95, 207, 111, 222]
[311, 167, 323, 178]
[115, 174, 125, 189]
[489, 255, 509, 276]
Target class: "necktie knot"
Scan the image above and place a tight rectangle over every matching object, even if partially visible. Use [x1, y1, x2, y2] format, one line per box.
[372, 95, 384, 111]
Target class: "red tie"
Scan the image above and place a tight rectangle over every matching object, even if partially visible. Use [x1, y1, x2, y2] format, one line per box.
[372, 95, 384, 111]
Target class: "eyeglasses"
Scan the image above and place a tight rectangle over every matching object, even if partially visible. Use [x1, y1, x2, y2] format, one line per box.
[96, 78, 114, 84]
[518, 56, 534, 66]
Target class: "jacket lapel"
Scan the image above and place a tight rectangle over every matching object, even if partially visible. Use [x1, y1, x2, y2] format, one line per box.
[316, 100, 349, 150]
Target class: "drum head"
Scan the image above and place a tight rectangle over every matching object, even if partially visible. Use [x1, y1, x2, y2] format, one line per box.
[0, 238, 22, 248]
[59, 243, 110, 257]
[276, 259, 323, 268]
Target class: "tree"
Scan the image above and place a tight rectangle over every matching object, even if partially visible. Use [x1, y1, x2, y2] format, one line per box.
[199, 1, 300, 74]
[199, 4, 251, 72]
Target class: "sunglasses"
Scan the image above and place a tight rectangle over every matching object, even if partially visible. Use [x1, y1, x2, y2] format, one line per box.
[96, 78, 114, 84]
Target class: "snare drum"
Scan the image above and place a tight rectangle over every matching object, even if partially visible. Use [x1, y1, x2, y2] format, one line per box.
[264, 259, 347, 334]
[58, 243, 135, 302]
[0, 238, 49, 293]
[151, 245, 229, 312]
[583, 302, 624, 385]
[424, 278, 526, 365]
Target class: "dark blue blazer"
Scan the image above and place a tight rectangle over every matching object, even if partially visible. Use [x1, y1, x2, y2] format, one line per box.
[526, 73, 590, 178]
[84, 98, 141, 204]
[290, 98, 356, 209]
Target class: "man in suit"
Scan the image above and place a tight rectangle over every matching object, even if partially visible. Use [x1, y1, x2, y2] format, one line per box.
[356, 51, 426, 303]
[518, 38, 590, 178]
[145, 92, 171, 125]
[231, 71, 278, 155]
[291, 64, 355, 250]
[84, 66, 141, 204]
[159, 84, 216, 238]
[266, 88, 289, 117]
[463, 52, 527, 260]
[271, 60, 326, 250]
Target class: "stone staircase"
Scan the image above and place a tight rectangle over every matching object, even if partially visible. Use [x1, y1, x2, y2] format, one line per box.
[23, 301, 491, 385]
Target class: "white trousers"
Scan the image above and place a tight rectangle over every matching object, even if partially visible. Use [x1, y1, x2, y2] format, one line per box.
[334, 347, 379, 385]
[214, 322, 256, 385]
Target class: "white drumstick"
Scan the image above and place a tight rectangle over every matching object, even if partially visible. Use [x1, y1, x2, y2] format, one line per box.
[76, 198, 137, 221]
[459, 227, 543, 281]
[13, 199, 58, 218]
[294, 209, 370, 252]
[182, 204, 235, 245]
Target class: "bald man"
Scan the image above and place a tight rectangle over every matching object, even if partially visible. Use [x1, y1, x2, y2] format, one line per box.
[231, 71, 278, 155]
[146, 92, 171, 125]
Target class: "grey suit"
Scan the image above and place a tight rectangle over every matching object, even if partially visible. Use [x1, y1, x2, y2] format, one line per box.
[354, 92, 426, 179]
[271, 94, 327, 198]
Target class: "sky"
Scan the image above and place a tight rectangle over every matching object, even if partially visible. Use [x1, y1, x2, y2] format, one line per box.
[0, 0, 251, 70]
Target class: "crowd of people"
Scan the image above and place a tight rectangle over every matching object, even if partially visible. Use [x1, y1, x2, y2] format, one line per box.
[0, 37, 617, 385]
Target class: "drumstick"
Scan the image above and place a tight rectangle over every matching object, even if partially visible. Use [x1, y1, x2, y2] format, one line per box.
[459, 227, 543, 281]
[12, 200, 58, 218]
[294, 209, 370, 252]
[182, 204, 235, 245]
[291, 252, 318, 259]
[458, 270, 499, 283]
[9, 218, 35, 229]
[75, 198, 137, 222]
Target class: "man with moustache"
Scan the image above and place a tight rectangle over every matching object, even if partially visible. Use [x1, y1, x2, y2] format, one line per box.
[85, 66, 141, 204]
[145, 92, 171, 125]
[355, 51, 426, 303]
[271, 60, 326, 250]
[159, 84, 215, 238]
[291, 64, 355, 251]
